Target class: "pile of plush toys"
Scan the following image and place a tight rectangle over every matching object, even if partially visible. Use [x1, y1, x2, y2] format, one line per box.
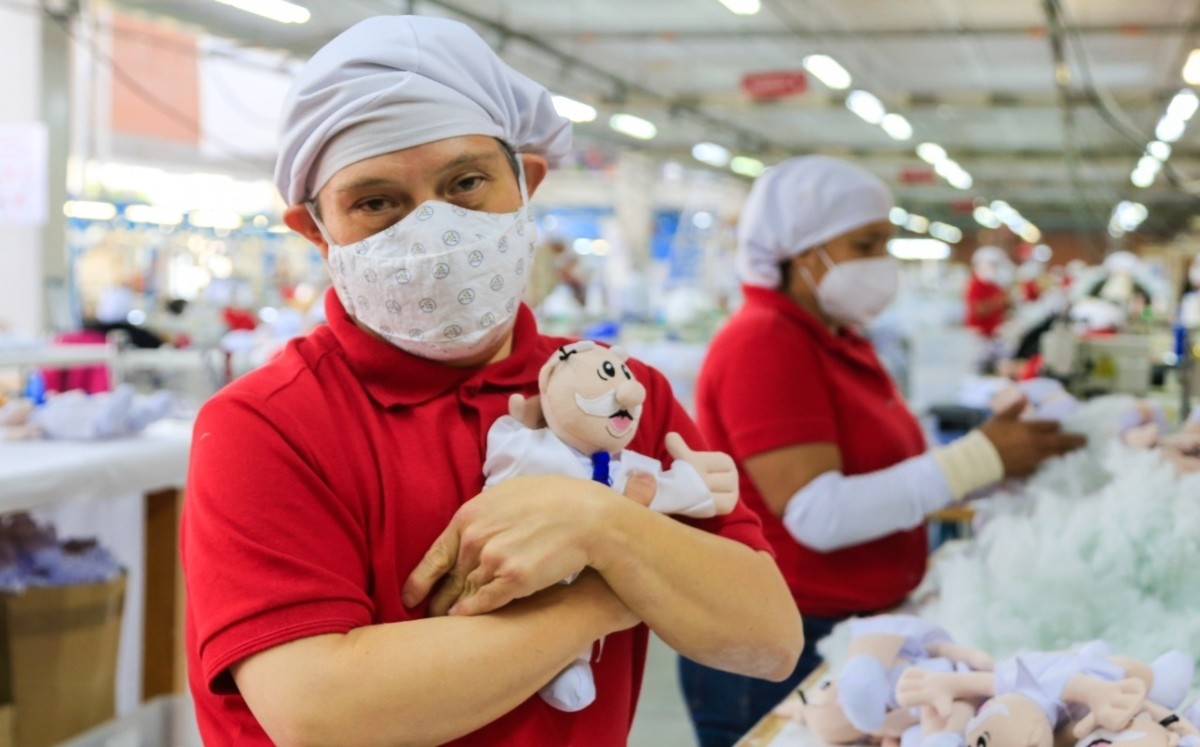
[0, 383, 173, 442]
[778, 614, 1199, 747]
[0, 513, 122, 591]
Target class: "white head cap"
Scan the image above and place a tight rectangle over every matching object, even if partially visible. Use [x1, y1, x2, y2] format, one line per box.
[274, 15, 573, 206]
[736, 155, 893, 288]
[1103, 250, 1140, 275]
[972, 245, 1009, 267]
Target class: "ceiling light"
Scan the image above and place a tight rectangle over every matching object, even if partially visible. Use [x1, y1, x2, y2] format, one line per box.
[1114, 200, 1148, 231]
[212, 0, 310, 24]
[905, 214, 930, 233]
[916, 142, 947, 165]
[608, 113, 657, 140]
[63, 200, 117, 221]
[551, 95, 597, 123]
[1130, 167, 1156, 188]
[124, 204, 184, 225]
[716, 0, 761, 14]
[188, 209, 244, 230]
[1017, 224, 1041, 243]
[1032, 244, 1053, 262]
[889, 207, 909, 226]
[730, 156, 765, 177]
[1155, 114, 1186, 143]
[1146, 140, 1172, 161]
[692, 142, 731, 168]
[846, 90, 886, 125]
[801, 54, 852, 90]
[929, 222, 963, 243]
[1184, 49, 1200, 85]
[973, 206, 1002, 228]
[945, 169, 973, 190]
[880, 113, 913, 141]
[888, 238, 951, 261]
[1166, 89, 1200, 122]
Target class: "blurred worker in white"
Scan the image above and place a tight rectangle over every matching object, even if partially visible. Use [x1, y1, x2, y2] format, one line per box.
[181, 14, 799, 747]
[1180, 254, 1200, 328]
[965, 245, 1013, 339]
[679, 155, 1086, 747]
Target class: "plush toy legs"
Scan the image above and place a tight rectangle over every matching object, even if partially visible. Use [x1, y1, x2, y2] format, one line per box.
[539, 647, 596, 712]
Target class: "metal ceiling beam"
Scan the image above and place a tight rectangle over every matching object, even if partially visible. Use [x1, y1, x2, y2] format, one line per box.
[532, 23, 1188, 43]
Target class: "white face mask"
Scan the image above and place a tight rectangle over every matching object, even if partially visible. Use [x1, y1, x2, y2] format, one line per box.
[803, 247, 899, 328]
[313, 176, 537, 361]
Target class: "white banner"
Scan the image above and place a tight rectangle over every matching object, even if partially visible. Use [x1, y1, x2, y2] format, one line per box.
[0, 122, 48, 226]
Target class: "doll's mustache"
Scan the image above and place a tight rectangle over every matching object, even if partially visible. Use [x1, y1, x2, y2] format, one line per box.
[574, 390, 643, 420]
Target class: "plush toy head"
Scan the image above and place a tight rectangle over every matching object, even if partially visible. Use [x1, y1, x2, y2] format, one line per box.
[966, 695, 1055, 747]
[795, 678, 869, 744]
[539, 341, 646, 456]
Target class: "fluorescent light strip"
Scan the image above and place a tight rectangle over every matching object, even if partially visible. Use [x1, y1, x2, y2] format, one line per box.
[552, 95, 597, 123]
[692, 142, 731, 168]
[609, 113, 657, 140]
[125, 205, 184, 226]
[717, 0, 761, 14]
[212, 0, 310, 24]
[846, 90, 886, 124]
[63, 200, 117, 221]
[880, 113, 913, 141]
[888, 238, 950, 261]
[802, 54, 851, 90]
[730, 156, 765, 177]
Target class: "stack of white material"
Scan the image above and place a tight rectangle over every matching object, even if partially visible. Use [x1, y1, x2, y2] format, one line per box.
[918, 396, 1200, 665]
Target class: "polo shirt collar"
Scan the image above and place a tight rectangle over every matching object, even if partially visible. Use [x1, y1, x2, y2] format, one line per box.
[741, 284, 868, 350]
[326, 289, 543, 408]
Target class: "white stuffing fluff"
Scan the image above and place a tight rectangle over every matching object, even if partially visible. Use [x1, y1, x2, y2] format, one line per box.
[915, 395, 1200, 666]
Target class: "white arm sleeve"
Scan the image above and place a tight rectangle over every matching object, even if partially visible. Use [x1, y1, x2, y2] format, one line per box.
[782, 453, 952, 553]
[782, 430, 1004, 553]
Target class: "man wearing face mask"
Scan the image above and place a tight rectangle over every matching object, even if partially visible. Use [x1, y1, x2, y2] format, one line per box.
[677, 156, 1085, 747]
[180, 15, 802, 747]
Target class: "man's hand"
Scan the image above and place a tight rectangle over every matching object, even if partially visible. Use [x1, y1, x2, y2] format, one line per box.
[978, 397, 1086, 477]
[664, 432, 738, 513]
[402, 475, 606, 617]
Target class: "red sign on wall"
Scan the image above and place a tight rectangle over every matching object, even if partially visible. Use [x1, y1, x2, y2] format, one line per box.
[741, 71, 808, 100]
[898, 167, 937, 185]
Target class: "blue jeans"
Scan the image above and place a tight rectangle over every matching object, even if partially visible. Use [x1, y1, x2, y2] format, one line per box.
[677, 614, 843, 747]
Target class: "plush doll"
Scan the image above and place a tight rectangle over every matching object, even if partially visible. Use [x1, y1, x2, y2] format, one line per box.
[989, 378, 1080, 423]
[1072, 702, 1200, 747]
[482, 340, 739, 712]
[777, 615, 995, 746]
[896, 643, 1193, 747]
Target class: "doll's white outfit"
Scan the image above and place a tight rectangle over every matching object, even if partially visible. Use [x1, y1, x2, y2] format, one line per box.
[482, 414, 720, 712]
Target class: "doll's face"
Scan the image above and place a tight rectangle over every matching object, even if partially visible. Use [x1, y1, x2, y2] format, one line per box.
[967, 695, 1055, 747]
[541, 346, 646, 455]
[799, 679, 868, 744]
[1074, 712, 1176, 747]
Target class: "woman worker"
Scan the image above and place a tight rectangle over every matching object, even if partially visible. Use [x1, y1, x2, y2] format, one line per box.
[677, 156, 1086, 747]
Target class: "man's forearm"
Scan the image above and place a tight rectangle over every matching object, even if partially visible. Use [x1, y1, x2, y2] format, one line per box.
[235, 573, 628, 747]
[589, 497, 802, 680]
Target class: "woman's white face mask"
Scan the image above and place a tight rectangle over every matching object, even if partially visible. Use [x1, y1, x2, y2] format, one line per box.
[802, 247, 899, 328]
[311, 171, 537, 362]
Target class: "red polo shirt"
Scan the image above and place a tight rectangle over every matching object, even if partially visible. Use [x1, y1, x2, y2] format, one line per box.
[695, 286, 928, 618]
[182, 291, 769, 746]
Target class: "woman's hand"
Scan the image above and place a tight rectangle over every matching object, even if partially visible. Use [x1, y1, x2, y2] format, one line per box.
[978, 397, 1086, 477]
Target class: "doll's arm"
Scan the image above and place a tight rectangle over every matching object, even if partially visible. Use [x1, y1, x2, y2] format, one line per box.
[896, 669, 996, 718]
[663, 432, 737, 513]
[926, 642, 996, 672]
[1064, 675, 1145, 736]
[507, 393, 544, 429]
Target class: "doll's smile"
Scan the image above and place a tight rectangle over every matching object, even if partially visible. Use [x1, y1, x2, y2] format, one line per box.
[607, 409, 635, 437]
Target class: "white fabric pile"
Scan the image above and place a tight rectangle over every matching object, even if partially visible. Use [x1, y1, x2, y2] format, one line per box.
[917, 395, 1200, 664]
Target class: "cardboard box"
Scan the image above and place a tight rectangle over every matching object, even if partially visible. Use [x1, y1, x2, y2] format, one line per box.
[0, 575, 125, 747]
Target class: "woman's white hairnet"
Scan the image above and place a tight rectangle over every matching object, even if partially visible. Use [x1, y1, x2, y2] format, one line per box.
[972, 245, 1009, 267]
[736, 155, 893, 288]
[274, 15, 573, 206]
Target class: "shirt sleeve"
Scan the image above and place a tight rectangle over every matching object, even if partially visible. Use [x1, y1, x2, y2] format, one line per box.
[708, 322, 838, 461]
[627, 360, 771, 554]
[182, 390, 374, 695]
